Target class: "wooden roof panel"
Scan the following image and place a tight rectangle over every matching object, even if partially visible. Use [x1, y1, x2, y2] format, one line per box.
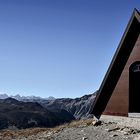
[89, 9, 140, 119]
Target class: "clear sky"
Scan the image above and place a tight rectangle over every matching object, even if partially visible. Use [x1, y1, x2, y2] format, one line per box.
[0, 0, 140, 98]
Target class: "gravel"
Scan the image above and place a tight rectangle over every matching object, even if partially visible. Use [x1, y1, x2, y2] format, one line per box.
[1, 115, 140, 140]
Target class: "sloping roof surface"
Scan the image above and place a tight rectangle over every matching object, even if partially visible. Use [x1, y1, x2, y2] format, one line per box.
[90, 9, 140, 119]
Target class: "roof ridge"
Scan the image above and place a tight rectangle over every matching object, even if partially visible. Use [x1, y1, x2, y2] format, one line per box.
[134, 8, 140, 15]
[134, 9, 140, 22]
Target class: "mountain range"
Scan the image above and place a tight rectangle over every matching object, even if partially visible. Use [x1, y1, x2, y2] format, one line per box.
[0, 94, 55, 101]
[0, 92, 96, 119]
[39, 93, 96, 119]
[0, 92, 96, 129]
[0, 97, 74, 129]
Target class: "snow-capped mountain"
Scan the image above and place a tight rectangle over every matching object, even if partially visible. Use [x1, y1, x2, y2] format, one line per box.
[0, 94, 55, 101]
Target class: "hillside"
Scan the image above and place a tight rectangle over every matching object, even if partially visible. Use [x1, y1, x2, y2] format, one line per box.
[37, 93, 97, 119]
[0, 115, 140, 140]
[0, 98, 75, 129]
[0, 92, 97, 119]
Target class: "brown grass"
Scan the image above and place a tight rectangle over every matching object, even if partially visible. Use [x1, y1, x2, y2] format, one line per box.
[0, 119, 93, 139]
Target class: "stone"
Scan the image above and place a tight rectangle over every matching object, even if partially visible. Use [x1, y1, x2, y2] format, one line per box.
[107, 127, 120, 132]
[82, 137, 88, 140]
[92, 120, 102, 126]
[110, 134, 118, 137]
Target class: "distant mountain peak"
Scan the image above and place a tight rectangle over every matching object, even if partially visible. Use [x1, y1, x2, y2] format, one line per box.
[0, 94, 55, 101]
[4, 97, 19, 104]
[0, 94, 8, 99]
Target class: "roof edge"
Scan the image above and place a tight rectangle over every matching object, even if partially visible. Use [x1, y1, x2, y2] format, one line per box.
[134, 8, 140, 22]
[93, 9, 137, 106]
[134, 8, 140, 15]
[90, 9, 140, 118]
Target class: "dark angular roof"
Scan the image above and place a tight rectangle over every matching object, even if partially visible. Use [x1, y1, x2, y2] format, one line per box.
[90, 9, 140, 119]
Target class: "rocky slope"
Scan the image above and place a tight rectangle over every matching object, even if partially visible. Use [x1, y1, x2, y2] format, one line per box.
[0, 92, 96, 120]
[0, 98, 75, 129]
[40, 93, 96, 119]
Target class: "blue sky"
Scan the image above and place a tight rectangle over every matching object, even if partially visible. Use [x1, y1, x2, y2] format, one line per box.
[0, 0, 140, 98]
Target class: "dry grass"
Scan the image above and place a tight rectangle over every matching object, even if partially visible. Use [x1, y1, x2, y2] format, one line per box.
[0, 119, 93, 139]
[0, 128, 50, 139]
[67, 118, 93, 127]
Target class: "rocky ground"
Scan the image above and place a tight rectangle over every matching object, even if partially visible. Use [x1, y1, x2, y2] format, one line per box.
[1, 115, 140, 140]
